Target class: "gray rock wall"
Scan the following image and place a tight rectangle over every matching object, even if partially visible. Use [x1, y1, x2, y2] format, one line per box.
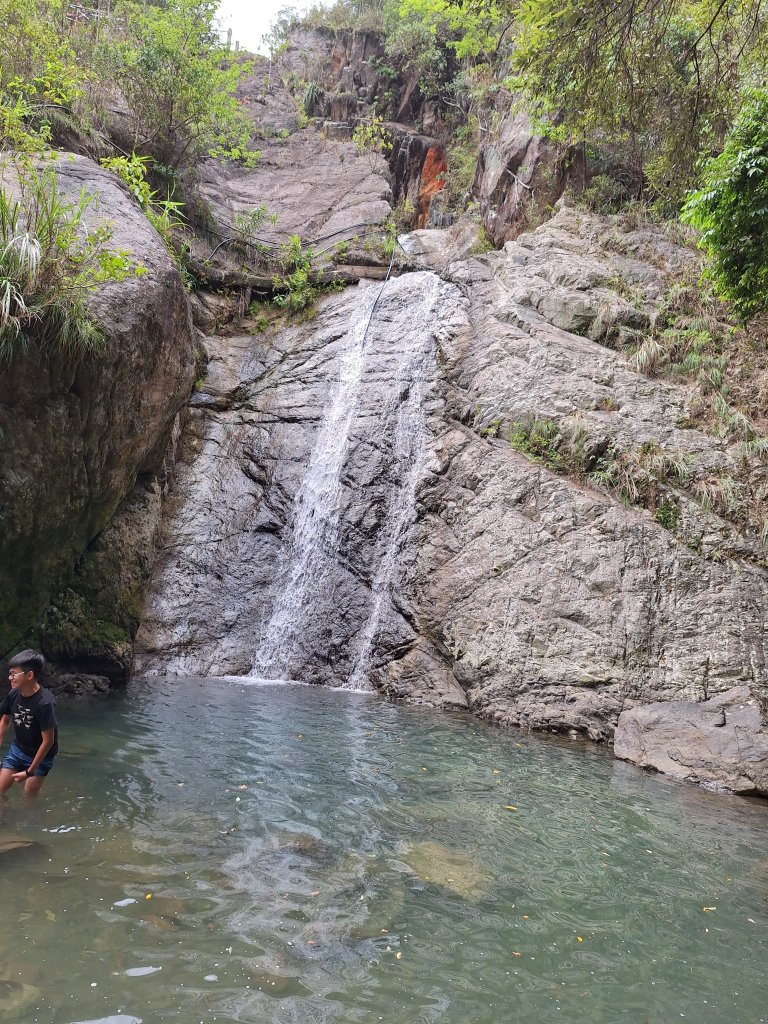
[135, 195, 767, 797]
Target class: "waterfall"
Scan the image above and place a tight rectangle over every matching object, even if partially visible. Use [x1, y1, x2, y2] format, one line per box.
[253, 273, 440, 686]
[345, 275, 438, 689]
[252, 285, 374, 679]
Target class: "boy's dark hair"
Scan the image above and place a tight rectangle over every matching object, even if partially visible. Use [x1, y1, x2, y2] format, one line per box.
[8, 649, 45, 680]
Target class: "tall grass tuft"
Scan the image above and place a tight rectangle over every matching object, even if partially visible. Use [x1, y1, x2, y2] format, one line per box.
[0, 163, 140, 361]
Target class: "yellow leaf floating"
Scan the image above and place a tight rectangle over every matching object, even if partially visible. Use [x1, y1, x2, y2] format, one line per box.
[145, 893, 152, 900]
[577, 936, 583, 942]
[504, 805, 517, 811]
[702, 907, 716, 912]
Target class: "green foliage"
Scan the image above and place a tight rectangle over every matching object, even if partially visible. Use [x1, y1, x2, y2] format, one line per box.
[302, 81, 325, 117]
[508, 418, 566, 470]
[99, 0, 261, 169]
[655, 499, 681, 531]
[442, 116, 480, 212]
[682, 88, 768, 321]
[299, 0, 386, 33]
[592, 442, 693, 507]
[0, 0, 84, 152]
[272, 235, 319, 314]
[100, 153, 155, 209]
[577, 174, 635, 216]
[504, 0, 768, 206]
[100, 152, 191, 286]
[385, 0, 502, 65]
[233, 204, 278, 246]
[469, 225, 495, 255]
[0, 161, 142, 361]
[352, 116, 393, 168]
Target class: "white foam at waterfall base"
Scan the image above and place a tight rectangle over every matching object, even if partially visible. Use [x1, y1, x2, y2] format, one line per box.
[253, 273, 440, 687]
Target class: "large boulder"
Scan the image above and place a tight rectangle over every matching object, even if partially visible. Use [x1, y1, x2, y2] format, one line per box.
[614, 688, 768, 795]
[0, 154, 196, 669]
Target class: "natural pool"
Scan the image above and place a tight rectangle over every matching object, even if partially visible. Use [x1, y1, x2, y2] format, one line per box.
[1, 678, 767, 1024]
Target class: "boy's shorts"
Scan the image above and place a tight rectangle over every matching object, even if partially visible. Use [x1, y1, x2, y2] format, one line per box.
[1, 743, 55, 776]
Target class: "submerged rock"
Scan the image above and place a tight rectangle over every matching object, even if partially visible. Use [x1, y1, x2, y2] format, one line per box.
[0, 979, 41, 1017]
[614, 687, 768, 796]
[398, 840, 493, 898]
[0, 836, 38, 856]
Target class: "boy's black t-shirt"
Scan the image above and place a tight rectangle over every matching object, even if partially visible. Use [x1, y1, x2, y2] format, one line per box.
[0, 687, 59, 757]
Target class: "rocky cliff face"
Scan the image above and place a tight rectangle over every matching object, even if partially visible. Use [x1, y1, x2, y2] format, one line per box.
[5, 34, 766, 795]
[0, 155, 196, 684]
[135, 186, 767, 789]
[399, 208, 767, 740]
[126, 38, 768, 794]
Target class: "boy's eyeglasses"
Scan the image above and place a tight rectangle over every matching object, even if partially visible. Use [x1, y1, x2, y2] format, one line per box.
[7, 670, 26, 676]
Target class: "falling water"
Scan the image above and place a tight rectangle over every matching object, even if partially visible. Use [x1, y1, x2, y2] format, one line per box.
[254, 272, 441, 685]
[252, 283, 377, 678]
[345, 275, 439, 689]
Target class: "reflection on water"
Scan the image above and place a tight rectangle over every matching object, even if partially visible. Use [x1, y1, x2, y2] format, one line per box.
[1, 677, 767, 1024]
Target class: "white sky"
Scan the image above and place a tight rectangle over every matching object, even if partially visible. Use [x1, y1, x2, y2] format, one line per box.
[216, 0, 326, 54]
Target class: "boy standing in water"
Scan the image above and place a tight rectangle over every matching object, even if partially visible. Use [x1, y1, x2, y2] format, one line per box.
[0, 650, 58, 797]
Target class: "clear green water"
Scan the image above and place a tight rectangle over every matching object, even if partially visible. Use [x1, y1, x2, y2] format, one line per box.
[1, 678, 768, 1024]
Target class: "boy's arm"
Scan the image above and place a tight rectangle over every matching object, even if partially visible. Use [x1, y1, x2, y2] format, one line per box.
[18, 728, 55, 776]
[0, 713, 10, 752]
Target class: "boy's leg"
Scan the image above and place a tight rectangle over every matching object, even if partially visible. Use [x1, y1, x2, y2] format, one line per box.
[0, 767, 16, 794]
[22, 775, 46, 797]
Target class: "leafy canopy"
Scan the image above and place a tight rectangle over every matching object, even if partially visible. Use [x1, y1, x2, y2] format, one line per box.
[0, 0, 84, 151]
[682, 88, 768, 321]
[501, 0, 768, 203]
[100, 0, 260, 169]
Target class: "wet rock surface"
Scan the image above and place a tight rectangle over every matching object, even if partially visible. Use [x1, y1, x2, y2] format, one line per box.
[614, 687, 768, 795]
[135, 273, 460, 699]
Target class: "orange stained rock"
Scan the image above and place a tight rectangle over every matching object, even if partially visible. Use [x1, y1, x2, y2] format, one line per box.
[417, 147, 448, 228]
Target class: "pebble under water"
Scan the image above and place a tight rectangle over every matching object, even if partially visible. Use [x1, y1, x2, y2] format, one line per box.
[1, 677, 767, 1024]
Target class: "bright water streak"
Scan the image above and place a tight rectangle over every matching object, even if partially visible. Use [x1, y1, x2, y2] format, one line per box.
[347, 274, 439, 689]
[253, 283, 378, 678]
[1, 678, 767, 1024]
